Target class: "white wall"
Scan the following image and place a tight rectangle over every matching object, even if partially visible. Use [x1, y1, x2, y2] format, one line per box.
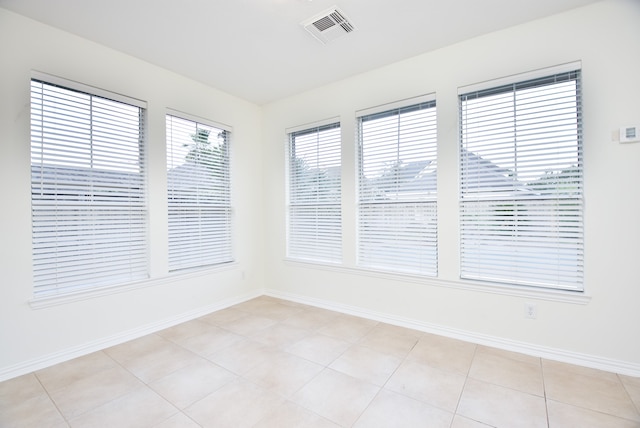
[0, 9, 264, 379]
[1, 0, 639, 380]
[262, 0, 640, 373]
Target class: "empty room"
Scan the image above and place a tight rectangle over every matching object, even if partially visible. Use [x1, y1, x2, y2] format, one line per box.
[0, 0, 639, 426]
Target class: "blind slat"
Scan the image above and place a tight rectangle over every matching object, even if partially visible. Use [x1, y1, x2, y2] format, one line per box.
[30, 78, 148, 297]
[459, 70, 583, 291]
[166, 114, 233, 272]
[287, 123, 342, 263]
[357, 100, 438, 276]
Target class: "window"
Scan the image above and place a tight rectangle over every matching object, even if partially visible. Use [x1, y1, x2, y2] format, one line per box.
[287, 121, 342, 263]
[30, 77, 147, 297]
[357, 97, 438, 275]
[459, 67, 583, 291]
[166, 113, 233, 271]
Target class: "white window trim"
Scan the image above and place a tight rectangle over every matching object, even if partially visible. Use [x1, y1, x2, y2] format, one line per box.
[31, 70, 147, 109]
[284, 259, 591, 305]
[30, 72, 149, 299]
[166, 108, 233, 133]
[457, 62, 584, 292]
[285, 117, 342, 264]
[458, 60, 582, 95]
[29, 262, 239, 309]
[355, 94, 438, 276]
[166, 111, 234, 272]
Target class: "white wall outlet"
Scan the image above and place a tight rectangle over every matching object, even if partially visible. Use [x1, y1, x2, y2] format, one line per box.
[524, 302, 537, 319]
[620, 125, 640, 143]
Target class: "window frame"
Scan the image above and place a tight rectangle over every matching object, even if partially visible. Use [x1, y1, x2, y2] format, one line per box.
[458, 62, 584, 292]
[286, 118, 342, 264]
[356, 95, 438, 276]
[165, 110, 234, 272]
[30, 72, 148, 299]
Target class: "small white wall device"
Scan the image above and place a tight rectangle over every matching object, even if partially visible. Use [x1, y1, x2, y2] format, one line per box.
[619, 125, 640, 143]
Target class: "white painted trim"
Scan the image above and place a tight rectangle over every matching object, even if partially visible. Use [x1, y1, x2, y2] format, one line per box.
[166, 108, 233, 132]
[457, 60, 582, 95]
[0, 290, 261, 382]
[283, 259, 591, 305]
[286, 116, 340, 135]
[264, 288, 640, 377]
[29, 262, 239, 309]
[355, 93, 436, 118]
[31, 70, 147, 109]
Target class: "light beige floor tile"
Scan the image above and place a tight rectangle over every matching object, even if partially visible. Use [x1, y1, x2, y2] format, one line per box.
[185, 378, 284, 428]
[114, 341, 203, 384]
[457, 378, 547, 428]
[407, 333, 476, 375]
[250, 323, 311, 348]
[208, 338, 280, 375]
[292, 368, 379, 427]
[156, 319, 217, 343]
[0, 390, 68, 428]
[198, 307, 247, 326]
[216, 313, 278, 336]
[353, 389, 453, 428]
[450, 415, 495, 428]
[253, 400, 340, 428]
[48, 365, 143, 420]
[172, 326, 243, 359]
[476, 345, 540, 365]
[238, 300, 305, 321]
[385, 359, 466, 412]
[469, 347, 543, 396]
[620, 374, 640, 411]
[357, 323, 421, 359]
[104, 334, 171, 364]
[329, 344, 402, 386]
[285, 332, 351, 366]
[0, 373, 46, 405]
[544, 362, 640, 421]
[35, 352, 119, 393]
[543, 359, 620, 382]
[149, 358, 237, 409]
[318, 314, 378, 343]
[548, 399, 640, 428]
[243, 352, 324, 397]
[152, 412, 201, 428]
[68, 386, 177, 428]
[281, 307, 340, 331]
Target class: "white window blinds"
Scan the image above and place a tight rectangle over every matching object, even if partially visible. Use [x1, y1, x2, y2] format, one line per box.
[287, 122, 342, 263]
[357, 98, 438, 275]
[166, 114, 233, 271]
[459, 69, 583, 291]
[30, 78, 148, 297]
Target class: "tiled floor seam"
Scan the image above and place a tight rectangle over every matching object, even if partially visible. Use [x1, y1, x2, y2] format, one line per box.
[33, 371, 70, 426]
[540, 356, 551, 428]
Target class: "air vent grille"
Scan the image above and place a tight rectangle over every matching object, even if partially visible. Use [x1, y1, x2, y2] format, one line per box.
[302, 6, 356, 44]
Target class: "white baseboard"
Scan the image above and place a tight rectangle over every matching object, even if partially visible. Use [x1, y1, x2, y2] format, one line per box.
[265, 288, 640, 377]
[3, 288, 637, 383]
[0, 290, 261, 383]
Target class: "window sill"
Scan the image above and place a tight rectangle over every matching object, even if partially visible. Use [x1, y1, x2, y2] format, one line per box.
[283, 259, 590, 305]
[29, 262, 238, 309]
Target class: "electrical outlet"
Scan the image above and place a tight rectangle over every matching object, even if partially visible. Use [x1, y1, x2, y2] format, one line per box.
[524, 302, 537, 319]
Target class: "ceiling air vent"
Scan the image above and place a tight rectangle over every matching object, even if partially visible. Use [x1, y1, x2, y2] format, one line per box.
[301, 6, 356, 44]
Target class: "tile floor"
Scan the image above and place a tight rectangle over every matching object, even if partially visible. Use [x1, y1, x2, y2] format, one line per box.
[1, 296, 639, 427]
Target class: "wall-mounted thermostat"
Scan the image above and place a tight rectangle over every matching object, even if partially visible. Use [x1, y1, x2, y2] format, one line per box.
[620, 125, 640, 143]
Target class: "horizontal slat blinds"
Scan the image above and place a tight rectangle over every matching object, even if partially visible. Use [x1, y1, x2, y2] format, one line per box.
[166, 114, 233, 271]
[357, 99, 437, 275]
[30, 79, 148, 297]
[459, 70, 583, 291]
[287, 122, 342, 263]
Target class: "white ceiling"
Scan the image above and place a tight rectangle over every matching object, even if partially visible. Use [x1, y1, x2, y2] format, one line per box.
[0, 0, 600, 105]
